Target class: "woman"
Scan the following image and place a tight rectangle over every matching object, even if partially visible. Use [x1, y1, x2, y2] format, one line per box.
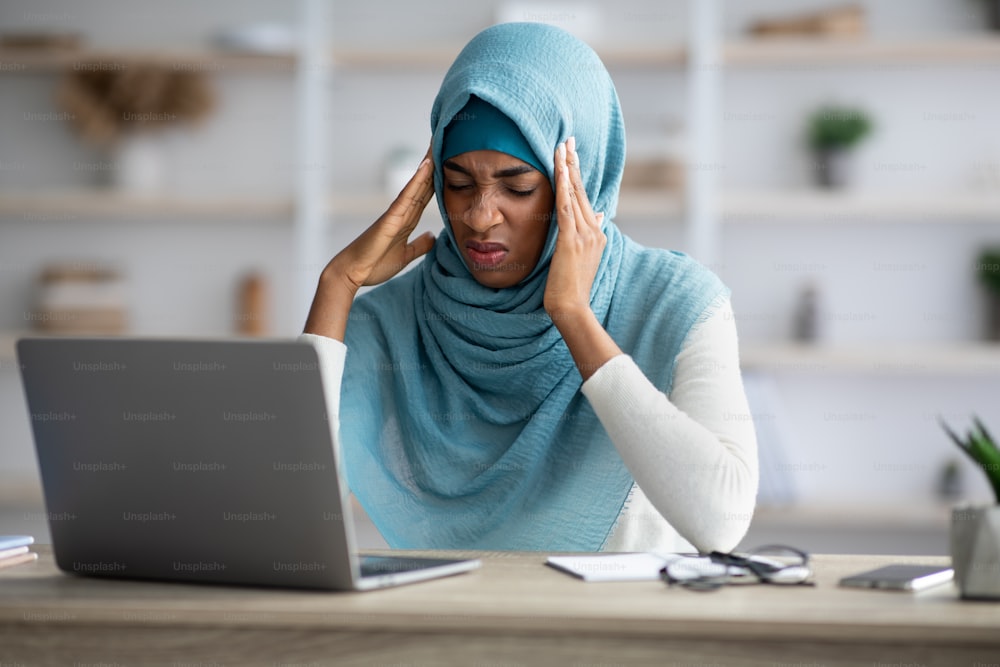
[303, 22, 757, 553]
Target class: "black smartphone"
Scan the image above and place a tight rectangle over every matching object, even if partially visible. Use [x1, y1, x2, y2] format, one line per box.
[838, 564, 954, 591]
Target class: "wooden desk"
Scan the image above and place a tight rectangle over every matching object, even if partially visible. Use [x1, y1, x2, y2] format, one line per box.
[1, 547, 997, 665]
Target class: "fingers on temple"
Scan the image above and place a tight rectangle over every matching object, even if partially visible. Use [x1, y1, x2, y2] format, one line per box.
[393, 158, 434, 221]
[566, 139, 598, 227]
[555, 143, 576, 231]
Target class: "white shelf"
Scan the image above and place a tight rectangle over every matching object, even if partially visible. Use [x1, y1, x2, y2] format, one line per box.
[725, 36, 1000, 66]
[751, 502, 952, 528]
[5, 37, 998, 76]
[333, 45, 688, 69]
[0, 48, 296, 72]
[0, 191, 294, 220]
[0, 45, 688, 73]
[740, 342, 1000, 374]
[721, 190, 1000, 223]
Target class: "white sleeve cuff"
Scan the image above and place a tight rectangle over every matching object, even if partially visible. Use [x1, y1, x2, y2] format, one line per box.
[297, 333, 347, 419]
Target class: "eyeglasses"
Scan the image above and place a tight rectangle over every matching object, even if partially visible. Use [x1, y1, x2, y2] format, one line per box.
[659, 544, 815, 592]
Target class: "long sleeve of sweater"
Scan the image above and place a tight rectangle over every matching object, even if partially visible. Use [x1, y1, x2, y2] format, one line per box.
[580, 296, 758, 553]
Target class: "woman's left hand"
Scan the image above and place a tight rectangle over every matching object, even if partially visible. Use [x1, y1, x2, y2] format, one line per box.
[543, 137, 606, 324]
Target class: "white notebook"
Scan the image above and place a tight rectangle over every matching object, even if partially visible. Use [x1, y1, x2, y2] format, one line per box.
[545, 553, 680, 582]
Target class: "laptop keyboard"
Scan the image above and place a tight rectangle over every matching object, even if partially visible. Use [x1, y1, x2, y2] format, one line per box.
[360, 556, 455, 577]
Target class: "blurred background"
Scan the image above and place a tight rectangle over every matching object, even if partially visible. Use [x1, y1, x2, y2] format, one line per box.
[1, 0, 999, 555]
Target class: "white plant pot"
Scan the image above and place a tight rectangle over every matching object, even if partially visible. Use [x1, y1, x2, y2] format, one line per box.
[113, 133, 164, 194]
[951, 504, 1000, 600]
[813, 147, 852, 189]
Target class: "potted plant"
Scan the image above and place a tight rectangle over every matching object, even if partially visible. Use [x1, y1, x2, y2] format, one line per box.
[977, 248, 1000, 341]
[942, 417, 1000, 599]
[806, 104, 873, 188]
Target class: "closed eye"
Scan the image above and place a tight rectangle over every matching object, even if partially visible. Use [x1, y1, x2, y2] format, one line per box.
[506, 187, 536, 197]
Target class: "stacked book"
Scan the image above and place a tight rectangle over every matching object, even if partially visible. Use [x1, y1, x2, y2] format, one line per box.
[0, 535, 37, 570]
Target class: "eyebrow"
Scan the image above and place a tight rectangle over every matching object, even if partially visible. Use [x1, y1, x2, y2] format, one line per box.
[443, 160, 537, 178]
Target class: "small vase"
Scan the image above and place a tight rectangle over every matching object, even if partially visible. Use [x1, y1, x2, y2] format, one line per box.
[951, 505, 1000, 600]
[113, 133, 164, 194]
[813, 148, 851, 189]
[986, 291, 1000, 342]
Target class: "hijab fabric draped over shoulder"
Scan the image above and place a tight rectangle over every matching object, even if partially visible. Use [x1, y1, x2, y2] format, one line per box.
[340, 23, 727, 550]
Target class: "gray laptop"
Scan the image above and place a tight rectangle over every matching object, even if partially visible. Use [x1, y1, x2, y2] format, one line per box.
[16, 337, 480, 591]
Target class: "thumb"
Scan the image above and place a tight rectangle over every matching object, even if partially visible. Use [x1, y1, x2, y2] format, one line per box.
[406, 231, 436, 263]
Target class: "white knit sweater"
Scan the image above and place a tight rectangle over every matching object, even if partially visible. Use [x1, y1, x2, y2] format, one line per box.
[300, 296, 758, 554]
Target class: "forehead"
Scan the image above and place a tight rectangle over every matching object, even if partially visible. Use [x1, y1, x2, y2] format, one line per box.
[445, 150, 541, 175]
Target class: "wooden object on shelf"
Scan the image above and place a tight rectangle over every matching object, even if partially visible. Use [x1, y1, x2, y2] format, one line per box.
[235, 272, 268, 336]
[0, 33, 82, 50]
[749, 3, 866, 38]
[31, 263, 127, 334]
[620, 158, 684, 192]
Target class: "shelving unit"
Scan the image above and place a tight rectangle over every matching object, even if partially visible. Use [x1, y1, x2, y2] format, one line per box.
[2, 0, 999, 522]
[2, 9, 997, 342]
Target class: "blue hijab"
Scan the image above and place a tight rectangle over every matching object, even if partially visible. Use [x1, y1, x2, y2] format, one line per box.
[340, 23, 727, 550]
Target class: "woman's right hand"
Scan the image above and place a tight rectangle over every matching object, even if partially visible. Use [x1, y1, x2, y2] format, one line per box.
[330, 151, 436, 291]
[304, 151, 436, 340]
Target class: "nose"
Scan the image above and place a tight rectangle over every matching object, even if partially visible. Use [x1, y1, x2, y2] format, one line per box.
[462, 190, 502, 233]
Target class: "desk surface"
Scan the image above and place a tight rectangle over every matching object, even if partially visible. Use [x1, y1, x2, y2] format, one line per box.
[1, 547, 998, 665]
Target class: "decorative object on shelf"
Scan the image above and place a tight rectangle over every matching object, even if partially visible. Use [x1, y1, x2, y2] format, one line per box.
[212, 23, 297, 54]
[620, 158, 685, 193]
[57, 62, 216, 193]
[0, 33, 82, 50]
[235, 271, 268, 336]
[937, 459, 965, 502]
[791, 280, 821, 342]
[941, 417, 1000, 600]
[977, 247, 1000, 341]
[748, 3, 866, 38]
[806, 104, 873, 189]
[30, 262, 128, 334]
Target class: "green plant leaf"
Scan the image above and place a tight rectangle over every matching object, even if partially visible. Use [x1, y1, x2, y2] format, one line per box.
[940, 416, 1000, 504]
[807, 105, 873, 150]
[976, 249, 1000, 294]
[969, 422, 1000, 502]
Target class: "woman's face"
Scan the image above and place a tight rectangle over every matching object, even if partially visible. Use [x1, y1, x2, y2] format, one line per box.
[442, 150, 554, 288]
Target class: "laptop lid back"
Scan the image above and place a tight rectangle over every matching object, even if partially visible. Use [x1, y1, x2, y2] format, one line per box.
[17, 337, 358, 590]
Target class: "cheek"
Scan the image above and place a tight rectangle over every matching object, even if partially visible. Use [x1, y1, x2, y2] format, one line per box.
[510, 198, 554, 254]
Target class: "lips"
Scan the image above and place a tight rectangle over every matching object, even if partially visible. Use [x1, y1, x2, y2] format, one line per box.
[465, 241, 508, 268]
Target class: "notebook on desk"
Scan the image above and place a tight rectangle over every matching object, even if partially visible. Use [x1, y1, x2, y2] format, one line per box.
[16, 337, 480, 591]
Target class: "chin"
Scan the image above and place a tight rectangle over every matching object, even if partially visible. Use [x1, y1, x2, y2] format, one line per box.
[470, 268, 525, 289]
